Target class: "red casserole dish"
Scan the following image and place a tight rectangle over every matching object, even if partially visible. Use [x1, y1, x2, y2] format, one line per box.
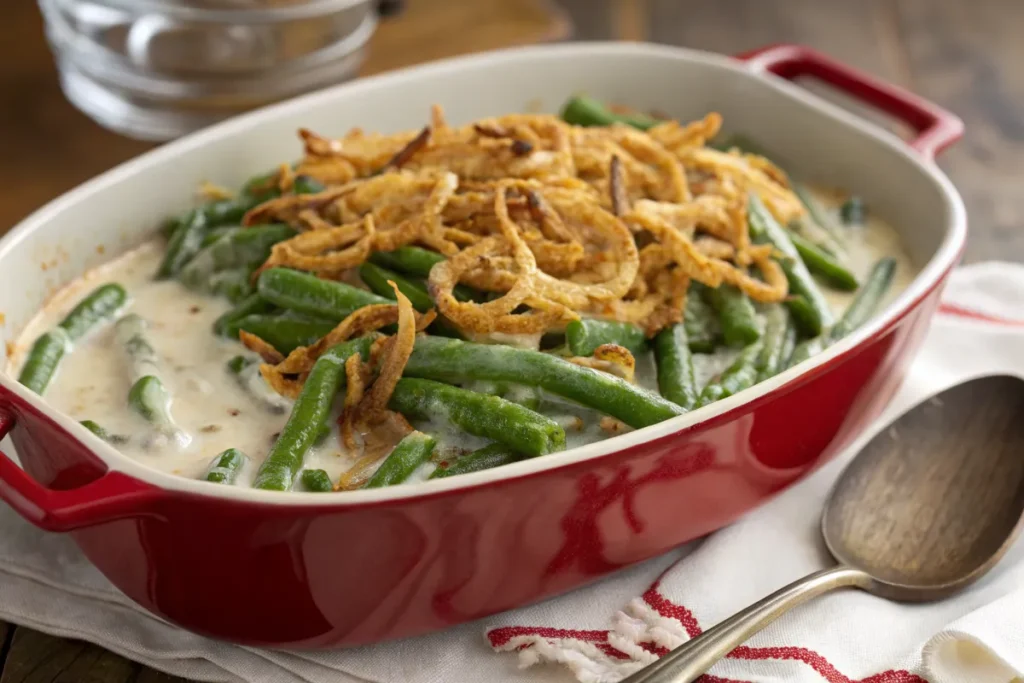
[0, 43, 965, 648]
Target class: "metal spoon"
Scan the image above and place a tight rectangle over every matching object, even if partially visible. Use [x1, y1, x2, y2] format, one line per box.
[624, 374, 1024, 683]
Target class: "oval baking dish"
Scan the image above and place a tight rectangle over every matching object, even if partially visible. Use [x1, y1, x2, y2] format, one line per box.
[0, 42, 965, 648]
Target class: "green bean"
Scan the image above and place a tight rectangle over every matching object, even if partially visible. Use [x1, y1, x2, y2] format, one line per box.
[60, 283, 129, 340]
[653, 323, 697, 410]
[163, 171, 278, 239]
[756, 306, 797, 381]
[784, 295, 816, 338]
[293, 175, 326, 195]
[200, 226, 240, 248]
[19, 283, 129, 395]
[389, 378, 565, 456]
[200, 199, 248, 227]
[116, 314, 186, 443]
[786, 337, 825, 369]
[370, 246, 444, 277]
[213, 293, 276, 336]
[241, 171, 278, 197]
[794, 184, 846, 246]
[696, 342, 763, 407]
[786, 258, 897, 368]
[115, 314, 159, 381]
[231, 312, 336, 355]
[80, 419, 109, 439]
[429, 443, 522, 479]
[158, 209, 208, 278]
[180, 224, 295, 293]
[787, 230, 858, 291]
[703, 284, 760, 347]
[314, 423, 332, 446]
[829, 257, 896, 341]
[128, 376, 184, 442]
[369, 247, 480, 302]
[79, 420, 127, 445]
[253, 336, 373, 491]
[359, 262, 434, 312]
[18, 330, 69, 395]
[205, 169, 284, 224]
[301, 468, 334, 492]
[404, 337, 684, 428]
[451, 282, 485, 303]
[464, 381, 542, 410]
[748, 194, 834, 336]
[501, 384, 542, 411]
[840, 197, 866, 225]
[560, 95, 659, 131]
[202, 192, 275, 226]
[424, 320, 464, 340]
[356, 262, 465, 337]
[226, 355, 292, 413]
[203, 449, 248, 484]
[566, 319, 647, 357]
[209, 271, 254, 303]
[160, 216, 180, 238]
[779, 320, 798, 367]
[226, 355, 249, 374]
[207, 268, 253, 303]
[257, 267, 389, 321]
[717, 138, 842, 292]
[789, 221, 839, 257]
[365, 431, 437, 488]
[159, 181, 283, 278]
[684, 285, 720, 353]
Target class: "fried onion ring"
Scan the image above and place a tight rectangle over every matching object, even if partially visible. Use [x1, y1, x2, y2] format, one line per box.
[352, 283, 417, 423]
[245, 104, 803, 344]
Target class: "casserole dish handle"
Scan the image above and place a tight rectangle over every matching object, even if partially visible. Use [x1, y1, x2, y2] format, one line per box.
[737, 44, 963, 159]
[0, 412, 161, 532]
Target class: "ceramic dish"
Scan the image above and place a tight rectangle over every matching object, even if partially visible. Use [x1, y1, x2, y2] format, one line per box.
[0, 42, 965, 647]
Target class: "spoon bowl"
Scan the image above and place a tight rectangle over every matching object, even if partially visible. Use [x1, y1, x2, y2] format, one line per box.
[625, 374, 1024, 683]
[824, 374, 1024, 600]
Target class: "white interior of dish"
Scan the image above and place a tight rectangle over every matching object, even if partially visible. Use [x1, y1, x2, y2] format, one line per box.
[0, 42, 965, 505]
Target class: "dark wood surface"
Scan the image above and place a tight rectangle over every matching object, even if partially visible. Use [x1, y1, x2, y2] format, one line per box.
[1, 0, 1022, 680]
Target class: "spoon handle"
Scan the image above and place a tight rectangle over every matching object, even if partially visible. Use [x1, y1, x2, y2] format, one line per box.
[620, 564, 874, 683]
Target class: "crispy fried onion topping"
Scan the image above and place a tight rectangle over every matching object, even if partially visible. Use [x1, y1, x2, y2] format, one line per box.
[240, 104, 799, 341]
[568, 343, 636, 383]
[335, 284, 420, 482]
[255, 293, 434, 399]
[239, 330, 284, 365]
[334, 416, 416, 491]
[257, 215, 376, 279]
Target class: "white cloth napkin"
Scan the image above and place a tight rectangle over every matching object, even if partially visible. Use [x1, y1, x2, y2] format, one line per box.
[2, 262, 1024, 683]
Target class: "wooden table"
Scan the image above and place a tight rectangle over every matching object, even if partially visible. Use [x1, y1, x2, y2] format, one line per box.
[0, 0, 1019, 679]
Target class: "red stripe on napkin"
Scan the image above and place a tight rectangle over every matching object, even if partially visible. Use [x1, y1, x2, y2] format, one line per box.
[642, 580, 702, 638]
[489, 584, 928, 683]
[642, 585, 928, 683]
[487, 626, 631, 660]
[939, 302, 1024, 326]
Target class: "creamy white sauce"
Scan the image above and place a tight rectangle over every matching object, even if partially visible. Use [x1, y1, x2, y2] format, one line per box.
[6, 244, 357, 486]
[5, 187, 917, 489]
[812, 189, 916, 318]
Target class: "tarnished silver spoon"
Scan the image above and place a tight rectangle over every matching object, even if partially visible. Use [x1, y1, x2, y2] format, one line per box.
[623, 374, 1024, 683]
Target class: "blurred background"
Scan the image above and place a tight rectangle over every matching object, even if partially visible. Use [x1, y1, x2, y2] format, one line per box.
[0, 0, 1019, 262]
